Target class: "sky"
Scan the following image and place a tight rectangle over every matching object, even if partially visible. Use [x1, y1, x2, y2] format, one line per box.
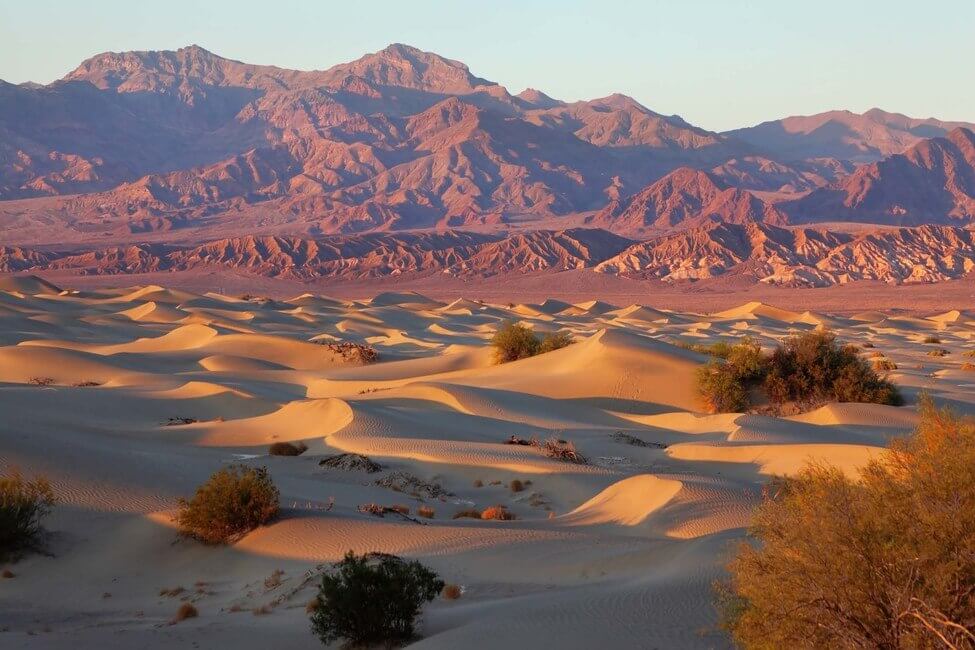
[1, 0, 973, 132]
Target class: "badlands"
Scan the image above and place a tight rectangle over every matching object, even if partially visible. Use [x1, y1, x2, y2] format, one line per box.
[1, 274, 974, 648]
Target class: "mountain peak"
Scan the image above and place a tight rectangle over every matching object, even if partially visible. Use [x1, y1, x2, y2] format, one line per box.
[517, 87, 562, 108]
[323, 43, 493, 94]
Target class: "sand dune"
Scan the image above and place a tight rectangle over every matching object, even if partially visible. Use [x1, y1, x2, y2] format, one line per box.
[2, 283, 970, 648]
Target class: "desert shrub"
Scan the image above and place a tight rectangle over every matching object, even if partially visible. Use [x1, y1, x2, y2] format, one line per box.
[873, 357, 898, 371]
[763, 330, 902, 407]
[923, 334, 942, 344]
[927, 348, 949, 357]
[452, 509, 482, 520]
[538, 331, 573, 354]
[310, 551, 443, 646]
[542, 437, 587, 464]
[964, 350, 975, 358]
[174, 465, 279, 545]
[491, 321, 540, 363]
[416, 506, 435, 519]
[442, 584, 462, 600]
[696, 362, 750, 413]
[472, 479, 483, 488]
[172, 602, 198, 623]
[963, 362, 975, 372]
[0, 470, 55, 558]
[718, 396, 975, 648]
[268, 441, 308, 456]
[509, 479, 525, 493]
[481, 505, 515, 521]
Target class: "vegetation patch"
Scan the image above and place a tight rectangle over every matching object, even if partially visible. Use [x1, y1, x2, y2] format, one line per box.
[174, 465, 279, 545]
[318, 453, 381, 473]
[374, 472, 451, 499]
[310, 551, 443, 647]
[717, 396, 975, 648]
[491, 321, 572, 364]
[268, 441, 308, 456]
[314, 341, 379, 364]
[696, 330, 902, 414]
[0, 470, 55, 560]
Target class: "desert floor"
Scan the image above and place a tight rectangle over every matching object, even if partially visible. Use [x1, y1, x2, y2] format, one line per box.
[2, 275, 974, 649]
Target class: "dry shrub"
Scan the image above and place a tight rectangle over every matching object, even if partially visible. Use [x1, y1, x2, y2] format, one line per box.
[442, 584, 462, 600]
[873, 357, 898, 371]
[962, 362, 975, 372]
[473, 479, 483, 488]
[481, 505, 515, 521]
[389, 504, 410, 516]
[174, 465, 279, 545]
[509, 479, 525, 493]
[416, 506, 435, 519]
[172, 603, 198, 623]
[305, 598, 319, 614]
[264, 569, 284, 589]
[252, 604, 272, 616]
[542, 437, 587, 464]
[452, 509, 482, 520]
[27, 377, 55, 386]
[923, 334, 943, 344]
[0, 470, 55, 558]
[159, 586, 185, 597]
[316, 341, 379, 364]
[927, 348, 949, 357]
[719, 396, 975, 648]
[964, 350, 975, 358]
[268, 441, 308, 456]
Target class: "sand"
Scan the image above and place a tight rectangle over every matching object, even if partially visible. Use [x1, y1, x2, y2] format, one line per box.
[2, 278, 974, 649]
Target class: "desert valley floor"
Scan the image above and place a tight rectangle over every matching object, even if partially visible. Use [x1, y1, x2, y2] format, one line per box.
[2, 274, 975, 649]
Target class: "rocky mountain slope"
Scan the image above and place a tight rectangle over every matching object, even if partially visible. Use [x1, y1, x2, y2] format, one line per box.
[4, 224, 973, 287]
[787, 128, 975, 225]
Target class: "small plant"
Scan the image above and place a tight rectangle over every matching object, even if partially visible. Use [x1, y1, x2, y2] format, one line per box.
[442, 584, 462, 600]
[542, 437, 587, 464]
[27, 377, 56, 386]
[0, 469, 55, 558]
[389, 504, 410, 515]
[962, 362, 975, 372]
[927, 348, 949, 357]
[264, 569, 285, 589]
[314, 341, 379, 364]
[159, 586, 185, 597]
[268, 441, 308, 456]
[174, 465, 279, 545]
[481, 505, 515, 521]
[452, 509, 483, 520]
[473, 479, 483, 488]
[416, 506, 435, 519]
[510, 479, 525, 493]
[873, 358, 898, 371]
[963, 350, 975, 358]
[923, 335, 942, 344]
[310, 551, 444, 646]
[172, 603, 198, 623]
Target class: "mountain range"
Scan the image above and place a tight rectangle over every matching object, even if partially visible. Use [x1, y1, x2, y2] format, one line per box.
[2, 44, 975, 286]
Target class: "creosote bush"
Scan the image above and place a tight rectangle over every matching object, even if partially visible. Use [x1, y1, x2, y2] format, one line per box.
[268, 441, 308, 456]
[0, 470, 55, 559]
[718, 396, 975, 648]
[491, 321, 572, 364]
[310, 551, 444, 647]
[174, 465, 279, 545]
[696, 330, 902, 413]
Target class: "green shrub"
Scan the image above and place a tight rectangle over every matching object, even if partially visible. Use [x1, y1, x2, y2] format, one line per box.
[0, 470, 55, 558]
[718, 396, 975, 648]
[174, 465, 279, 545]
[763, 330, 902, 407]
[491, 321, 540, 363]
[310, 551, 443, 646]
[538, 331, 573, 354]
[697, 362, 750, 413]
[491, 322, 572, 363]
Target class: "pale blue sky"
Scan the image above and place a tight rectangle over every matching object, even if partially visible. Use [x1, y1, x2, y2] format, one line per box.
[2, 0, 973, 132]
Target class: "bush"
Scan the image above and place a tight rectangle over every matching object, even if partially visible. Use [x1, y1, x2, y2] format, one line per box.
[442, 584, 462, 600]
[538, 331, 573, 354]
[923, 335, 942, 344]
[416, 506, 435, 519]
[763, 330, 902, 407]
[491, 321, 540, 363]
[172, 602, 198, 623]
[696, 362, 750, 413]
[718, 396, 975, 648]
[927, 348, 949, 357]
[873, 357, 897, 371]
[174, 465, 279, 544]
[268, 441, 308, 456]
[310, 551, 444, 646]
[0, 470, 55, 558]
[481, 505, 515, 520]
[491, 322, 572, 363]
[509, 479, 525, 493]
[963, 362, 975, 372]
